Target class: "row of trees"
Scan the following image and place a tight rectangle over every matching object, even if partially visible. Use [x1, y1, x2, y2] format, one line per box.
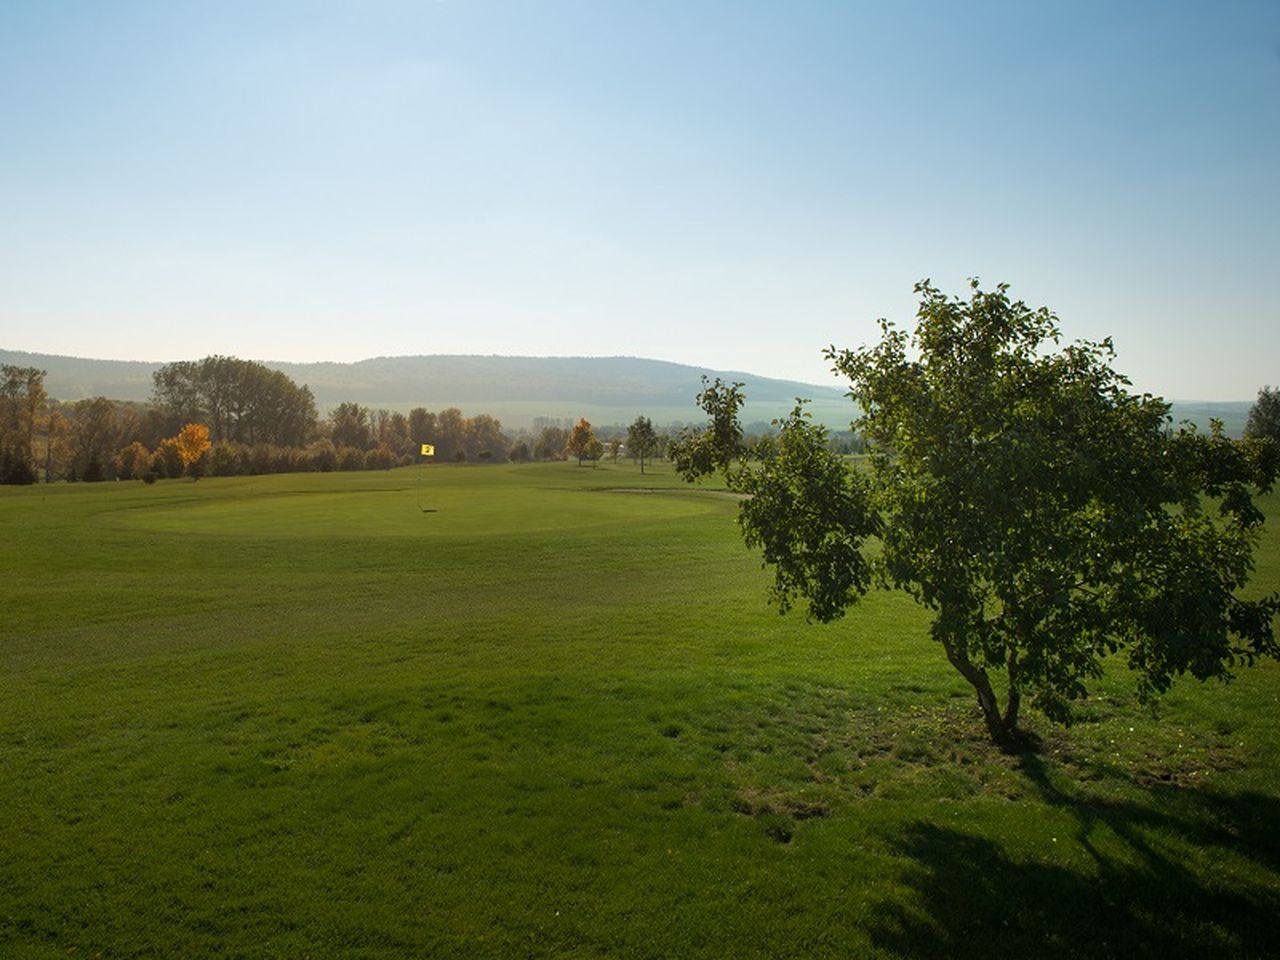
[0, 358, 698, 483]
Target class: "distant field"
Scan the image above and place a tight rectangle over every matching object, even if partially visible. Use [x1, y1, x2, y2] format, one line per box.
[2, 464, 1278, 958]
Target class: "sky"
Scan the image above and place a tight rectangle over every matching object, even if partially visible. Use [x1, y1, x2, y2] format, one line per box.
[1, 0, 1277, 399]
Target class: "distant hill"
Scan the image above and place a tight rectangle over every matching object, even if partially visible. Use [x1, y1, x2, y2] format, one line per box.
[0, 350, 852, 429]
[1, 349, 1253, 434]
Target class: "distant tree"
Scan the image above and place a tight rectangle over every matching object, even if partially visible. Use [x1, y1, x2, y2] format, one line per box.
[81, 451, 106, 483]
[434, 408, 467, 462]
[152, 356, 315, 445]
[586, 436, 604, 466]
[364, 445, 396, 470]
[466, 414, 508, 462]
[152, 438, 184, 479]
[679, 280, 1280, 752]
[509, 441, 531, 462]
[534, 426, 568, 460]
[175, 423, 212, 479]
[567, 418, 597, 466]
[115, 441, 152, 481]
[1245, 386, 1280, 445]
[329, 402, 371, 450]
[608, 438, 622, 462]
[0, 365, 47, 483]
[71, 398, 121, 481]
[626, 416, 659, 475]
[409, 408, 437, 450]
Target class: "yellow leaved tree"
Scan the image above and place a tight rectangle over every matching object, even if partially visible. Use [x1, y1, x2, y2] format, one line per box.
[174, 423, 211, 479]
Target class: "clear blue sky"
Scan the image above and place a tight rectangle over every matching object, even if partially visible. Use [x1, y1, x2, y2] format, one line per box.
[2, 0, 1276, 399]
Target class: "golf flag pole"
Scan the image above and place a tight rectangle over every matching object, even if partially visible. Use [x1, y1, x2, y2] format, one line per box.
[418, 444, 435, 511]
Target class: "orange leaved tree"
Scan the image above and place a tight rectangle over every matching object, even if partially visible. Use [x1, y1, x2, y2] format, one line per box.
[174, 423, 211, 479]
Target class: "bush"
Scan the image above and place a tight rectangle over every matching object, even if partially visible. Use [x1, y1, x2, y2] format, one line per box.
[209, 443, 241, 477]
[364, 446, 396, 470]
[337, 446, 365, 472]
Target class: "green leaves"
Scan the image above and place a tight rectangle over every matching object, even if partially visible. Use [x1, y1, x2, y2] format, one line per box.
[737, 404, 876, 623]
[684, 280, 1280, 749]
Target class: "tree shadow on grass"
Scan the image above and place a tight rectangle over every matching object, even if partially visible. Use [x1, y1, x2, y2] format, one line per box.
[865, 756, 1280, 959]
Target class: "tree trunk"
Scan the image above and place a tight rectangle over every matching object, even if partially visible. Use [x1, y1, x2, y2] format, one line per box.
[1003, 650, 1021, 732]
[941, 637, 1020, 753]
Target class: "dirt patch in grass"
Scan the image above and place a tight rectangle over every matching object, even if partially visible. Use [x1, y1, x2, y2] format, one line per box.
[702, 685, 1257, 819]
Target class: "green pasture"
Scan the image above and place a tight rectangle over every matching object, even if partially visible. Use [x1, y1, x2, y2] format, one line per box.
[2, 463, 1278, 958]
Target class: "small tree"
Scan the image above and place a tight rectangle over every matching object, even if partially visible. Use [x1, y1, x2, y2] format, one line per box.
[115, 441, 152, 480]
[682, 280, 1280, 751]
[174, 423, 211, 479]
[1245, 385, 1280, 445]
[626, 416, 658, 475]
[567, 418, 596, 466]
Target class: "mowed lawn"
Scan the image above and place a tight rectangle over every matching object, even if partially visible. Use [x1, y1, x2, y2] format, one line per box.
[2, 463, 1278, 959]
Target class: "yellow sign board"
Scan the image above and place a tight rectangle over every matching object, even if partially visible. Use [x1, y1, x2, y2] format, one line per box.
[420, 444, 435, 456]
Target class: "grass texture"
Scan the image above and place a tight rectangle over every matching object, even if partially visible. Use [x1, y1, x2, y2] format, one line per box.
[2, 462, 1278, 958]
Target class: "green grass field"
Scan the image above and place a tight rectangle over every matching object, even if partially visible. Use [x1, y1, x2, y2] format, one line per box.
[3, 463, 1278, 959]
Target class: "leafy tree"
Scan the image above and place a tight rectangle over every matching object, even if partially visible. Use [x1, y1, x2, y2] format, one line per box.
[434, 408, 467, 462]
[152, 438, 184, 478]
[626, 415, 659, 474]
[567, 418, 597, 466]
[670, 377, 746, 481]
[152, 356, 316, 446]
[115, 441, 152, 480]
[175, 423, 212, 479]
[0, 365, 47, 483]
[409, 408, 437, 450]
[71, 397, 121, 481]
[534, 425, 568, 460]
[1245, 386, 1280, 445]
[328, 402, 371, 450]
[683, 280, 1280, 751]
[465, 414, 508, 462]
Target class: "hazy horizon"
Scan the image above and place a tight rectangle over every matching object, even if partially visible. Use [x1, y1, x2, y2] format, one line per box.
[3, 1, 1278, 401]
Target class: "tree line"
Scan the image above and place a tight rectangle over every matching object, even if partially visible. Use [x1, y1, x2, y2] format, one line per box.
[0, 356, 698, 483]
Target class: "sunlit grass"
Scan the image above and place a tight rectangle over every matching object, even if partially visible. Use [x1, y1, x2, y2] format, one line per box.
[2, 466, 1277, 958]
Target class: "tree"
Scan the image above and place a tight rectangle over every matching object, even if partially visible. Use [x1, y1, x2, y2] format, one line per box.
[626, 416, 659, 474]
[534, 425, 569, 460]
[115, 441, 152, 480]
[1, 365, 47, 483]
[567, 418, 597, 466]
[328, 402, 371, 450]
[1245, 386, 1280, 445]
[683, 280, 1280, 751]
[151, 356, 316, 446]
[670, 377, 746, 481]
[174, 423, 212, 479]
[71, 397, 121, 481]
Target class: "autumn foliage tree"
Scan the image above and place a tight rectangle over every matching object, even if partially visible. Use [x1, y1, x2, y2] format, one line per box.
[567, 418, 597, 466]
[175, 423, 212, 479]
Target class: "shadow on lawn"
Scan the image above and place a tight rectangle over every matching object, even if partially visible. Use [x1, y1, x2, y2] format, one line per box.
[866, 757, 1280, 959]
